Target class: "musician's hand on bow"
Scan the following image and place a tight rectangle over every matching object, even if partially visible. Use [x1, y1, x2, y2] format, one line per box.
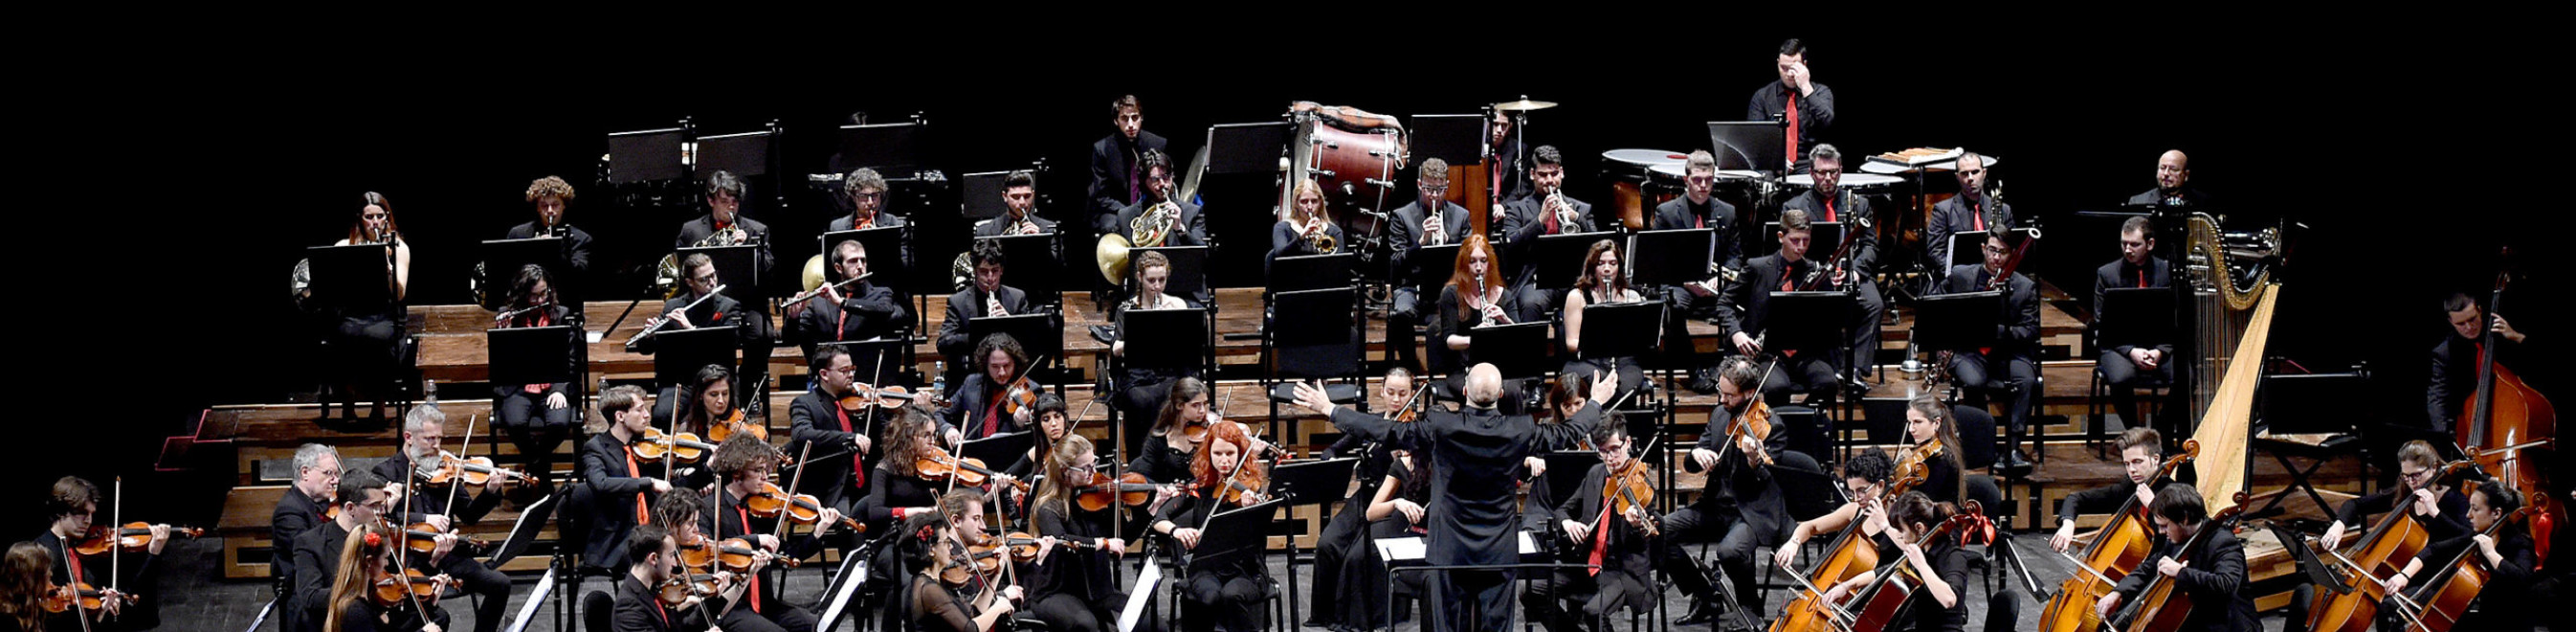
[1774, 539, 1802, 569]
[1562, 519, 1591, 544]
[2051, 521, 2078, 553]
[2385, 572, 2410, 594]
[649, 478, 673, 494]
[2155, 555, 2186, 577]
[2411, 488, 2441, 517]
[851, 433, 873, 457]
[1102, 537, 1126, 555]
[1732, 331, 1762, 356]
[1691, 447, 1720, 472]
[2494, 314, 2525, 343]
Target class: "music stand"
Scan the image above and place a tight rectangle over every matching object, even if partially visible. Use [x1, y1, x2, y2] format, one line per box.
[480, 237, 570, 305]
[959, 170, 1012, 221]
[1706, 121, 1787, 173]
[2097, 288, 2176, 352]
[1271, 285, 1359, 373]
[975, 234, 1061, 300]
[1270, 253, 1355, 294]
[1534, 231, 1617, 290]
[969, 314, 1061, 372]
[814, 549, 871, 630]
[1119, 308, 1210, 372]
[1469, 322, 1554, 380]
[1911, 291, 2001, 353]
[1409, 114, 1486, 168]
[488, 326, 577, 387]
[1129, 245, 1210, 298]
[1204, 123, 1295, 175]
[1542, 450, 1606, 510]
[1408, 243, 1462, 288]
[1626, 229, 1717, 287]
[960, 430, 1032, 468]
[1765, 292, 1854, 355]
[1268, 457, 1359, 628]
[1577, 301, 1665, 362]
[648, 326, 741, 388]
[1185, 498, 1286, 568]
[697, 129, 773, 177]
[304, 244, 392, 310]
[835, 121, 927, 174]
[1757, 221, 1843, 259]
[484, 488, 559, 567]
[677, 244, 761, 302]
[1946, 231, 1991, 271]
[2254, 371, 2373, 517]
[605, 127, 686, 184]
[817, 226, 911, 285]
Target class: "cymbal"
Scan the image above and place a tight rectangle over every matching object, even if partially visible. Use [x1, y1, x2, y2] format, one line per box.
[1491, 98, 1559, 112]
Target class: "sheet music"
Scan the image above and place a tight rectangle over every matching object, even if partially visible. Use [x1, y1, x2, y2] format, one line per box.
[1372, 532, 1542, 564]
[1118, 557, 1163, 632]
[503, 568, 555, 632]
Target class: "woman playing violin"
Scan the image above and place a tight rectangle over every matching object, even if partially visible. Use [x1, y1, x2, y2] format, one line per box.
[1129, 378, 1212, 489]
[3, 542, 70, 632]
[323, 522, 447, 632]
[901, 511, 1024, 632]
[1026, 435, 1126, 632]
[703, 436, 828, 632]
[1147, 419, 1272, 632]
[2379, 484, 2540, 632]
[35, 477, 160, 630]
[1003, 394, 1073, 482]
[655, 364, 739, 490]
[861, 406, 999, 534]
[942, 333, 1036, 442]
[1902, 395, 1966, 506]
[2092, 485, 2254, 632]
[1817, 492, 1972, 632]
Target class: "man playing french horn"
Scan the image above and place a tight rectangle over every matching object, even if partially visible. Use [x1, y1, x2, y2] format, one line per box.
[1388, 158, 1473, 373]
[1112, 149, 1207, 250]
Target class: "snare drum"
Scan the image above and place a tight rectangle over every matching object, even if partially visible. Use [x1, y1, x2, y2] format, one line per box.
[1603, 149, 1689, 230]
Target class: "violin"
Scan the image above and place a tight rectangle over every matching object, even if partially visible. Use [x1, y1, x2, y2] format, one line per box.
[1771, 463, 1928, 632]
[39, 581, 134, 613]
[741, 481, 864, 534]
[1724, 398, 1777, 467]
[2038, 440, 2198, 632]
[421, 452, 534, 487]
[401, 521, 490, 553]
[707, 409, 768, 442]
[368, 567, 451, 608]
[2106, 492, 2248, 632]
[1215, 457, 1271, 506]
[709, 536, 796, 572]
[998, 371, 1040, 418]
[1597, 456, 1660, 537]
[940, 538, 1007, 587]
[840, 383, 914, 412]
[916, 445, 1029, 492]
[632, 428, 717, 463]
[2306, 458, 2481, 632]
[655, 573, 727, 606]
[71, 522, 204, 555]
[1077, 471, 1166, 512]
[1000, 531, 1093, 561]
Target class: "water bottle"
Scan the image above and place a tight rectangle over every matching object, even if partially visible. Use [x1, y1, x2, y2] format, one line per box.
[931, 361, 947, 400]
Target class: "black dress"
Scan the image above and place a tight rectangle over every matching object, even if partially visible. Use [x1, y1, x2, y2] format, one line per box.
[1028, 501, 1125, 632]
[1157, 486, 1270, 632]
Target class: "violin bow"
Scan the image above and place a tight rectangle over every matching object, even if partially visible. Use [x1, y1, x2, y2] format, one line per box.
[1711, 357, 1782, 465]
[442, 415, 478, 536]
[1588, 432, 1665, 533]
[773, 440, 816, 544]
[108, 477, 122, 621]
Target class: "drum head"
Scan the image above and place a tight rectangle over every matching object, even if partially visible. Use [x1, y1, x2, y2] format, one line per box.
[1602, 148, 1690, 168]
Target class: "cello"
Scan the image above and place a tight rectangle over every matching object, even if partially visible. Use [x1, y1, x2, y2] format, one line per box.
[2398, 502, 2540, 632]
[2455, 249, 2556, 560]
[2306, 458, 2481, 632]
[2036, 440, 2198, 632]
[1769, 462, 1929, 632]
[2105, 491, 2249, 632]
[1819, 501, 1986, 632]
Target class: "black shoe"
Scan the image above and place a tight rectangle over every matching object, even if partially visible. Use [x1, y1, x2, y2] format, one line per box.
[1674, 597, 1721, 626]
[1088, 326, 1116, 345]
[1994, 450, 2035, 476]
[1689, 372, 1721, 395]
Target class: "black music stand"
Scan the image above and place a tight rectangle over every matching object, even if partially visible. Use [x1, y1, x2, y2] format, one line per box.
[1626, 229, 1717, 287]
[1182, 498, 1285, 569]
[959, 171, 1012, 222]
[960, 430, 1032, 469]
[1469, 322, 1555, 382]
[489, 326, 577, 387]
[1204, 123, 1296, 175]
[1578, 302, 1665, 363]
[304, 244, 393, 310]
[648, 326, 741, 388]
[835, 121, 927, 174]
[1268, 457, 1359, 629]
[1119, 308, 1210, 374]
[817, 226, 912, 280]
[485, 488, 560, 567]
[2252, 371, 2373, 518]
[1410, 114, 1486, 168]
[1268, 286, 1360, 375]
[1270, 253, 1355, 294]
[1533, 232, 1618, 290]
[1706, 121, 1787, 173]
[697, 129, 773, 177]
[1946, 231, 1991, 271]
[677, 244, 762, 302]
[1765, 292, 1854, 355]
[1409, 244, 1463, 288]
[1757, 221, 1843, 259]
[1912, 291, 2002, 353]
[605, 127, 687, 184]
[481, 237, 572, 306]
[1129, 245, 1210, 299]
[1542, 450, 1606, 507]
[968, 314, 1061, 372]
[975, 234, 1061, 303]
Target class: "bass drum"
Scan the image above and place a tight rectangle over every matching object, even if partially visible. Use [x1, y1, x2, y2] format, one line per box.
[1291, 120, 1407, 244]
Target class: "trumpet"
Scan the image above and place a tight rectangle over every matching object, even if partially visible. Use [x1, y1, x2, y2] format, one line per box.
[1423, 206, 1449, 246]
[1546, 187, 1580, 229]
[1302, 215, 1338, 254]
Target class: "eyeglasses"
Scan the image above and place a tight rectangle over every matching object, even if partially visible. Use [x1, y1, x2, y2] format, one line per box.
[690, 273, 719, 283]
[1982, 244, 2010, 256]
[1420, 185, 1450, 193]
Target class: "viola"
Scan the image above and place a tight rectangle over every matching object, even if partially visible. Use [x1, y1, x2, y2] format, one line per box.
[2306, 458, 2480, 632]
[1834, 501, 1988, 632]
[2038, 440, 2198, 632]
[368, 567, 450, 608]
[401, 522, 490, 554]
[2107, 492, 2249, 632]
[1597, 458, 1660, 537]
[1771, 463, 1928, 632]
[633, 427, 716, 463]
[707, 409, 768, 442]
[72, 522, 204, 555]
[1077, 471, 1166, 512]
[421, 452, 534, 487]
[741, 481, 864, 534]
[917, 445, 1029, 492]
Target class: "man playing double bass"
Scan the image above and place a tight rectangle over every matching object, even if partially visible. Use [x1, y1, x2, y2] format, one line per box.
[2430, 291, 2528, 435]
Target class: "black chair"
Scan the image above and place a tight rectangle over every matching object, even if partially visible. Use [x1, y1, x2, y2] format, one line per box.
[582, 590, 614, 632]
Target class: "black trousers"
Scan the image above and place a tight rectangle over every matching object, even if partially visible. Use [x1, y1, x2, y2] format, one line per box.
[1388, 285, 1428, 372]
[429, 552, 509, 632]
[1659, 505, 1770, 611]
[1181, 570, 1264, 632]
[1758, 352, 1842, 407]
[1031, 591, 1119, 632]
[2097, 350, 2175, 437]
[1953, 350, 2039, 445]
[497, 390, 572, 480]
[1434, 568, 1516, 632]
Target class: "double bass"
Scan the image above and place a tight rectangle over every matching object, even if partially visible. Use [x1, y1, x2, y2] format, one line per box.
[2037, 440, 2198, 632]
[2105, 491, 2249, 632]
[2455, 249, 2556, 559]
[1770, 462, 1929, 632]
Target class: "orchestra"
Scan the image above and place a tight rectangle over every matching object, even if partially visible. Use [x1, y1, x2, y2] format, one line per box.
[49, 55, 2576, 632]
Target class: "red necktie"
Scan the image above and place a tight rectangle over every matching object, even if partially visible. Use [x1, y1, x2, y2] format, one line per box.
[65, 543, 82, 584]
[1695, 214, 1704, 229]
[1970, 203, 1986, 232]
[1822, 195, 1838, 223]
[834, 304, 850, 343]
[736, 507, 762, 614]
[2137, 267, 2147, 289]
[1586, 503, 1613, 576]
[983, 387, 1007, 439]
[835, 404, 866, 488]
[625, 450, 650, 526]
[653, 598, 671, 628]
[1544, 202, 1560, 234]
[1778, 270, 1800, 358]
[1784, 91, 1800, 169]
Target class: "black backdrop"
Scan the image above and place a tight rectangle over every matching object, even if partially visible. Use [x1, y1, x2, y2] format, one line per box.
[14, 24, 2561, 535]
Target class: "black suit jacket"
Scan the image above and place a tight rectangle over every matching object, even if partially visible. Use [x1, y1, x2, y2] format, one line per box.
[1715, 254, 1824, 344]
[35, 530, 158, 631]
[633, 291, 746, 355]
[941, 373, 1030, 440]
[2126, 187, 2214, 209]
[2110, 526, 2254, 632]
[1927, 195, 2012, 270]
[827, 213, 914, 277]
[1651, 195, 1742, 271]
[2430, 330, 2522, 431]
[1941, 264, 2041, 359]
[1553, 464, 1654, 584]
[1388, 199, 1473, 286]
[786, 388, 901, 499]
[1329, 402, 1602, 566]
[1780, 189, 1877, 278]
[502, 221, 594, 279]
[971, 213, 1058, 238]
[1089, 130, 1170, 219]
[291, 520, 352, 632]
[581, 431, 662, 567]
[1684, 402, 1791, 539]
[787, 282, 907, 357]
[675, 214, 774, 277]
[1747, 80, 1835, 167]
[2092, 256, 2175, 359]
[613, 575, 720, 632]
[1113, 198, 1208, 247]
[938, 284, 1034, 363]
[1499, 192, 1597, 285]
[272, 485, 329, 626]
